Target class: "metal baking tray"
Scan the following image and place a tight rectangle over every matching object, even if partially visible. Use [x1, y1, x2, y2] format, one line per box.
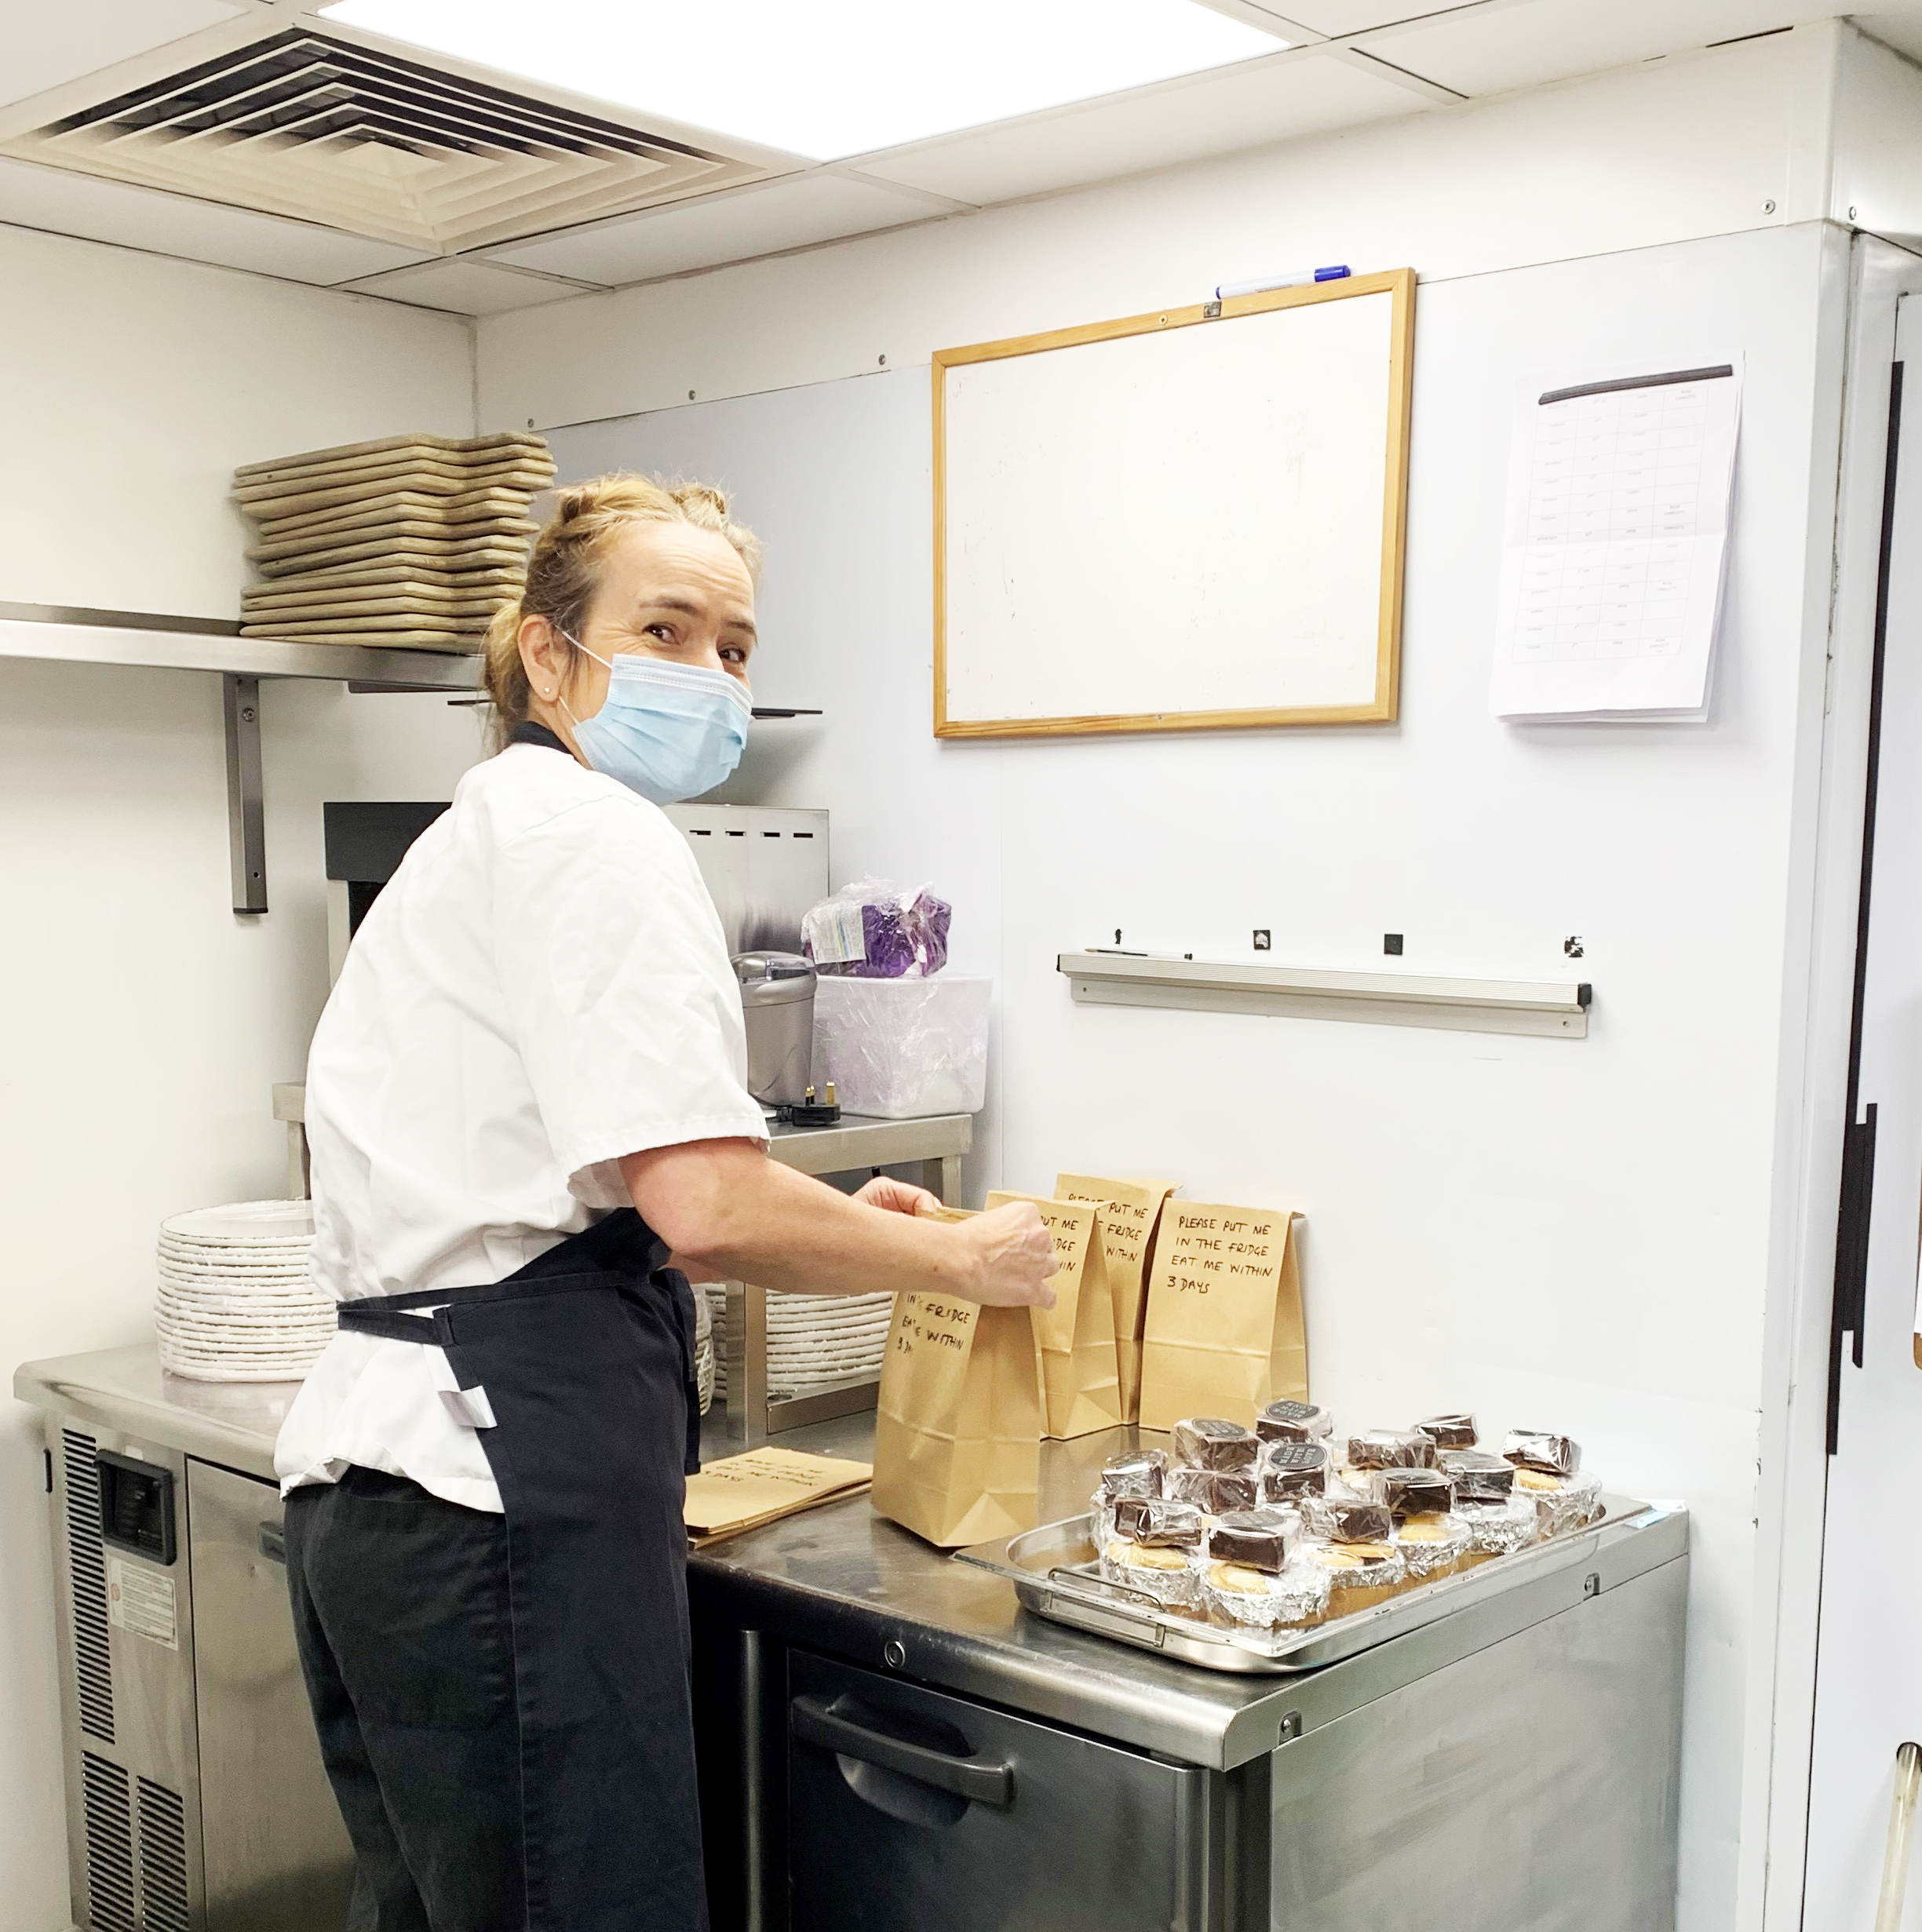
[956, 1493, 1667, 1675]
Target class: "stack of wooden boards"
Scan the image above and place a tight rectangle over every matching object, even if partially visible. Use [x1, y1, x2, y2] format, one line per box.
[234, 431, 554, 651]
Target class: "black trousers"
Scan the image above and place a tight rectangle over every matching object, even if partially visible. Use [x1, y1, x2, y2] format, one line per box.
[286, 1466, 525, 1932]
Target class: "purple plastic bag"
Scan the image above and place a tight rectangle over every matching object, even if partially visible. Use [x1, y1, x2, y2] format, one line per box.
[802, 878, 952, 978]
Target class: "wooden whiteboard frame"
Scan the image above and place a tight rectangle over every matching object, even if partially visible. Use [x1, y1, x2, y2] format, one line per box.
[932, 267, 1416, 738]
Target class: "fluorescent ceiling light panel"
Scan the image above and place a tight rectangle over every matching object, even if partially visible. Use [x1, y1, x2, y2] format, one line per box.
[318, 0, 1286, 161]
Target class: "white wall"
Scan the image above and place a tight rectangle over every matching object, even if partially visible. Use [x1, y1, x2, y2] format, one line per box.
[0, 224, 483, 1930]
[482, 36, 1869, 1930]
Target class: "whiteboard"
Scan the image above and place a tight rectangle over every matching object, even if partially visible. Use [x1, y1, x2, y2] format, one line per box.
[935, 271, 1413, 736]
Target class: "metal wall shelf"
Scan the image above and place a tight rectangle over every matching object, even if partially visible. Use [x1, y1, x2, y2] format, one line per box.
[1058, 950, 1592, 1038]
[0, 604, 482, 690]
[3, 607, 824, 916]
[1, 604, 483, 912]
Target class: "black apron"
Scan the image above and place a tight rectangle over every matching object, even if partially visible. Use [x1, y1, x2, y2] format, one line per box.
[337, 1210, 707, 1932]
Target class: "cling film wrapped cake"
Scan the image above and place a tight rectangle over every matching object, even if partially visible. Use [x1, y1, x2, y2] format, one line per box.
[1173, 1416, 1261, 1473]
[1064, 1394, 1621, 1651]
[1304, 1537, 1406, 1613]
[1199, 1508, 1326, 1628]
[1457, 1493, 1540, 1558]
[1102, 1496, 1205, 1608]
[1169, 1466, 1259, 1515]
[1394, 1511, 1472, 1582]
[1260, 1439, 1330, 1505]
[1091, 1447, 1166, 1545]
[1512, 1467, 1604, 1536]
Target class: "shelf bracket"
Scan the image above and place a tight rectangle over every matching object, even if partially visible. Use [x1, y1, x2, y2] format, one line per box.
[223, 674, 267, 915]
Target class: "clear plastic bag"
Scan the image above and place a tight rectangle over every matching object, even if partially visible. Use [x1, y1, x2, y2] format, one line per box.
[802, 877, 952, 979]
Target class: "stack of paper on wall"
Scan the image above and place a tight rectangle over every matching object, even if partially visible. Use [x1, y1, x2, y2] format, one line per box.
[232, 432, 553, 651]
[1488, 363, 1741, 723]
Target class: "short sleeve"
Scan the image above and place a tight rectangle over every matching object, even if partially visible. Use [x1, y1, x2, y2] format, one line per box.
[490, 793, 768, 1188]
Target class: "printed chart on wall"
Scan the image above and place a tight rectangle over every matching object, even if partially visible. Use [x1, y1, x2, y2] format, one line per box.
[1488, 360, 1741, 722]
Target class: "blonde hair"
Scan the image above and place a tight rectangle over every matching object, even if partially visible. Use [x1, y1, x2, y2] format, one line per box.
[483, 472, 761, 747]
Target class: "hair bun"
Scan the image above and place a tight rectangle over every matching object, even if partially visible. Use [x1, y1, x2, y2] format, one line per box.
[673, 482, 731, 519]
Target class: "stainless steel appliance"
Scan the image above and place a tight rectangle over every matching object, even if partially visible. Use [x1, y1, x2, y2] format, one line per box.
[322, 800, 828, 985]
[18, 1353, 1686, 1932]
[732, 953, 817, 1106]
[688, 1417, 1688, 1932]
[666, 803, 828, 957]
[24, 1388, 351, 1932]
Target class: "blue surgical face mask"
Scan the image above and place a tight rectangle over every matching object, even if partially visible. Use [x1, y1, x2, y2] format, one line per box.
[559, 636, 751, 805]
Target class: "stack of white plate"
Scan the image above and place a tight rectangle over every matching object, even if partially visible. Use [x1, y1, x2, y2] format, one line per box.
[155, 1201, 333, 1383]
[705, 1286, 895, 1401]
[694, 1289, 715, 1415]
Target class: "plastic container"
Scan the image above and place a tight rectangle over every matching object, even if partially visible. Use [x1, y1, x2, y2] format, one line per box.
[811, 974, 990, 1117]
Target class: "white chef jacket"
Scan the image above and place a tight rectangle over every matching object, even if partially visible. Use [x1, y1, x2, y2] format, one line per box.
[274, 741, 768, 1513]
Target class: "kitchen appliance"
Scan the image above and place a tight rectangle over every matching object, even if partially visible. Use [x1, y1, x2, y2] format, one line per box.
[689, 1417, 1687, 1932]
[733, 953, 817, 1106]
[322, 800, 827, 984]
[322, 800, 449, 985]
[24, 1388, 352, 1932]
[297, 798, 832, 1188]
[666, 803, 828, 957]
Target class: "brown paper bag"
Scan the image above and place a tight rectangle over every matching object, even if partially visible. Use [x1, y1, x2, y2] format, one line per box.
[870, 1210, 1045, 1547]
[1137, 1201, 1305, 1433]
[1054, 1174, 1176, 1424]
[683, 1447, 872, 1548]
[985, 1193, 1122, 1439]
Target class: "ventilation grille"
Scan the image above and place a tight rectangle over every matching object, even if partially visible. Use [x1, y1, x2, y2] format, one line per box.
[2, 28, 767, 253]
[137, 1777, 192, 1932]
[63, 1430, 114, 1744]
[81, 1753, 137, 1932]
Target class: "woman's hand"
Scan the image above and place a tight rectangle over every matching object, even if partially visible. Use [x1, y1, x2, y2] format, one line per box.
[854, 1175, 941, 1217]
[855, 1178, 1057, 1308]
[954, 1201, 1058, 1309]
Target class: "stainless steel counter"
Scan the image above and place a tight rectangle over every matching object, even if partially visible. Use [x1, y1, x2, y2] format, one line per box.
[15, 1343, 1687, 1773]
[18, 1345, 1689, 1932]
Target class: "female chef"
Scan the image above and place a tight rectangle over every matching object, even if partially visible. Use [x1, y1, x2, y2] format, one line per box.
[274, 473, 1056, 1932]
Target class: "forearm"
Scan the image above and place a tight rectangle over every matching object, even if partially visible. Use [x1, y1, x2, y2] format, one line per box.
[624, 1141, 977, 1300]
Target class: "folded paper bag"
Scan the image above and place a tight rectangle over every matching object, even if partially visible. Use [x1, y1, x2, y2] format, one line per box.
[684, 1446, 871, 1549]
[1054, 1174, 1177, 1425]
[870, 1208, 1045, 1547]
[1137, 1201, 1306, 1434]
[984, 1191, 1121, 1440]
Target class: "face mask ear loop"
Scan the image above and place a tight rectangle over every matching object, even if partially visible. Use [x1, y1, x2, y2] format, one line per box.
[550, 624, 612, 733]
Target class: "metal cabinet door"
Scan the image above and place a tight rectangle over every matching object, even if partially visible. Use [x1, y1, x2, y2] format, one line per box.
[184, 1460, 352, 1931]
[787, 1650, 1212, 1932]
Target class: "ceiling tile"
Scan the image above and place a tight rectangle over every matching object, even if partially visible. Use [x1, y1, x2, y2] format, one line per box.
[0, 155, 432, 282]
[857, 52, 1427, 206]
[1264, 2, 1466, 32]
[487, 172, 942, 286]
[1362, 0, 1812, 97]
[342, 257, 601, 314]
[1, 0, 249, 110]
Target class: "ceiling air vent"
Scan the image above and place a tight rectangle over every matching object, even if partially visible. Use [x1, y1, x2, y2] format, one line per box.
[0, 28, 768, 253]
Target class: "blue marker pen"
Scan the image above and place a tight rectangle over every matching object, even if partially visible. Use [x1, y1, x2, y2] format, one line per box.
[1215, 265, 1351, 301]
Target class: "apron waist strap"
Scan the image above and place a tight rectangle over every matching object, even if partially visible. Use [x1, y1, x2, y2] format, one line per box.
[336, 1304, 444, 1343]
[337, 1270, 637, 1343]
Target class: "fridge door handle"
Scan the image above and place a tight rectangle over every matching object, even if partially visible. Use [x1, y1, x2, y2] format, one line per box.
[791, 1695, 1014, 1808]
[257, 1522, 286, 1565]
